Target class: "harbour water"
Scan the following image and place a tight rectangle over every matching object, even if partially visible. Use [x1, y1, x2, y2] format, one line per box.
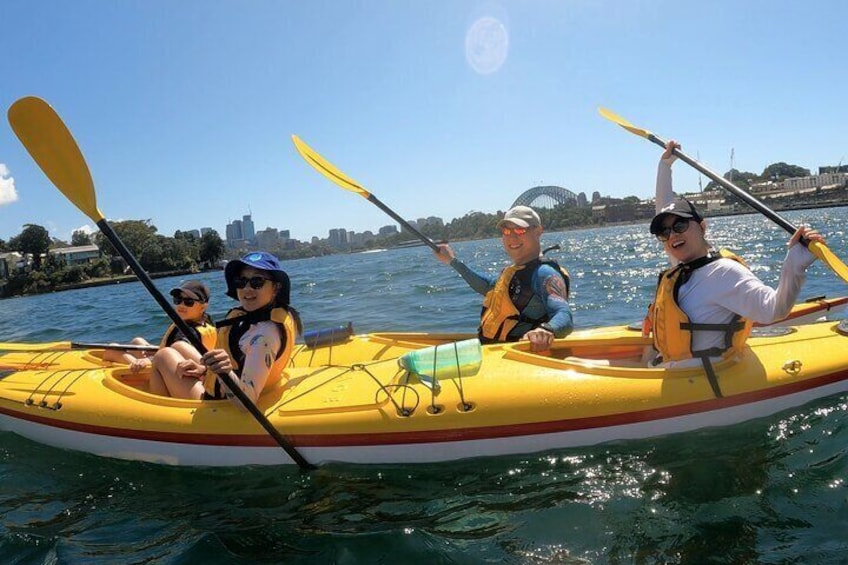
[1, 208, 847, 562]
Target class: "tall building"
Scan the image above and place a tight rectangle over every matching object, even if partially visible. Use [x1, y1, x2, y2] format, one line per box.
[225, 219, 245, 248]
[417, 216, 444, 228]
[242, 214, 255, 243]
[328, 228, 348, 248]
[256, 227, 280, 249]
[226, 219, 243, 242]
[401, 219, 418, 234]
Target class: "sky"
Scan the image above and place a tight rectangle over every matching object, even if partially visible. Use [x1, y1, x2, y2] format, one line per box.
[1, 0, 846, 244]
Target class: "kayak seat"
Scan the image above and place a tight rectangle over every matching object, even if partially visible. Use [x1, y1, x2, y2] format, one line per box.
[546, 341, 651, 367]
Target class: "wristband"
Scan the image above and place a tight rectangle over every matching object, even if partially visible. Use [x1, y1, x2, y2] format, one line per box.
[539, 322, 555, 334]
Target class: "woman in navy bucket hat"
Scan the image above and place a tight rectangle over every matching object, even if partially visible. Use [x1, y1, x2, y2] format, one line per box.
[224, 251, 291, 305]
[178, 251, 302, 402]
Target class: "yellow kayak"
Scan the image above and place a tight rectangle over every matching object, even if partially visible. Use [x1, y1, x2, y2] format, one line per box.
[1, 294, 844, 371]
[0, 317, 847, 467]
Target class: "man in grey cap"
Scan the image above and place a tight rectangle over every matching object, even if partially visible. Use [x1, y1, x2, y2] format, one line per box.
[434, 205, 572, 351]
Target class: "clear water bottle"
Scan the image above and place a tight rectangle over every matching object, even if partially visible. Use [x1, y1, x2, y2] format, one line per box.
[398, 338, 482, 382]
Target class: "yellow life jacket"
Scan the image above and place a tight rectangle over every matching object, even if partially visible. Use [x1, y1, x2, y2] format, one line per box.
[202, 306, 297, 400]
[479, 259, 570, 343]
[650, 249, 754, 364]
[158, 319, 217, 351]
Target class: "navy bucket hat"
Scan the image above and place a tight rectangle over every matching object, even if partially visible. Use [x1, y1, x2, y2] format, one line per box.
[224, 251, 291, 304]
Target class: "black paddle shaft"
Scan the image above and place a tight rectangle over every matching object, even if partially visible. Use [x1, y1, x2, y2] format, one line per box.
[70, 342, 159, 352]
[367, 194, 441, 252]
[645, 133, 801, 238]
[97, 219, 314, 470]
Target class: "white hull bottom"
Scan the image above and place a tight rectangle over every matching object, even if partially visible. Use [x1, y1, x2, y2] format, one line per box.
[2, 380, 846, 467]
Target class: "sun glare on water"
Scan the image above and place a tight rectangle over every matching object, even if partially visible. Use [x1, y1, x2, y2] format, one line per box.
[465, 16, 509, 75]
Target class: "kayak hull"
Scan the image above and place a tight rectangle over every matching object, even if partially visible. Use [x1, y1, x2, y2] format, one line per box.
[0, 320, 846, 466]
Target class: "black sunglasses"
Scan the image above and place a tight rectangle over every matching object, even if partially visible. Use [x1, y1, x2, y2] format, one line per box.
[233, 276, 272, 290]
[656, 218, 692, 241]
[173, 295, 202, 307]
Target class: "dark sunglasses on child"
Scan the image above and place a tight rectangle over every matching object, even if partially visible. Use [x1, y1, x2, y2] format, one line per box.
[233, 276, 272, 290]
[173, 295, 203, 307]
[656, 218, 692, 241]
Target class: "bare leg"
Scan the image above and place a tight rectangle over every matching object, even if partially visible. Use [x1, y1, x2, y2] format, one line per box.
[171, 341, 202, 362]
[151, 348, 204, 399]
[147, 368, 169, 396]
[102, 336, 154, 364]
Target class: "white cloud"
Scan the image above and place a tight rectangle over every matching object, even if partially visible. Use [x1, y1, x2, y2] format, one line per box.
[73, 224, 95, 235]
[0, 163, 19, 206]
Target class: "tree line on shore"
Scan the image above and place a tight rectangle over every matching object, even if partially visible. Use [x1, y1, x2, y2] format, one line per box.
[2, 159, 844, 297]
[0, 205, 603, 297]
[0, 220, 227, 297]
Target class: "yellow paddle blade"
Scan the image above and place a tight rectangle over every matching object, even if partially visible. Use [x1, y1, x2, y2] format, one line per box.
[7, 96, 104, 222]
[598, 107, 653, 139]
[291, 134, 371, 198]
[809, 241, 848, 283]
[0, 341, 71, 352]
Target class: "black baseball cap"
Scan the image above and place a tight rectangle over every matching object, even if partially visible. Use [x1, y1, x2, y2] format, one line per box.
[169, 280, 210, 303]
[649, 198, 703, 235]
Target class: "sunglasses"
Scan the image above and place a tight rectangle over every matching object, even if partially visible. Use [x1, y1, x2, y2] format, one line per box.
[173, 296, 202, 307]
[501, 226, 529, 237]
[656, 218, 692, 241]
[233, 276, 272, 290]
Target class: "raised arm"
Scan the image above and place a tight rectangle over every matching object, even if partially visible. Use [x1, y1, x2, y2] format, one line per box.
[656, 140, 680, 213]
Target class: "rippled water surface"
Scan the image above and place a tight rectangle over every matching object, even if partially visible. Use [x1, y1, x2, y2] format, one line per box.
[1, 209, 847, 563]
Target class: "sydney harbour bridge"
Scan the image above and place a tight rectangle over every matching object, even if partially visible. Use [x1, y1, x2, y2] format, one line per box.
[510, 185, 579, 209]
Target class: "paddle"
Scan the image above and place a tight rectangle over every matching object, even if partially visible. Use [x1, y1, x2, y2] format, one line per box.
[598, 108, 848, 284]
[8, 96, 313, 470]
[0, 341, 159, 353]
[291, 135, 441, 252]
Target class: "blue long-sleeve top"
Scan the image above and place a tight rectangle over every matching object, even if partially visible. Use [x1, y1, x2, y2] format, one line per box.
[448, 257, 574, 339]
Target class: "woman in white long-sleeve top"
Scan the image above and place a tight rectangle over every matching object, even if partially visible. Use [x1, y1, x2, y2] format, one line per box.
[646, 141, 825, 396]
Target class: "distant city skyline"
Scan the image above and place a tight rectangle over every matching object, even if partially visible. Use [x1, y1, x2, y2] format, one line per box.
[182, 162, 848, 248]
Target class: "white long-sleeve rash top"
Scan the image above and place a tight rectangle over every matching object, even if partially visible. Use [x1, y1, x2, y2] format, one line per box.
[655, 157, 815, 354]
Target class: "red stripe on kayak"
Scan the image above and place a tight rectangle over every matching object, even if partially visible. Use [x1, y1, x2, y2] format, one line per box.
[1, 368, 847, 448]
[761, 296, 848, 325]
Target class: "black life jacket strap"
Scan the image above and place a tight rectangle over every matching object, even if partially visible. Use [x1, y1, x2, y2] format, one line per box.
[695, 354, 724, 398]
[681, 321, 745, 332]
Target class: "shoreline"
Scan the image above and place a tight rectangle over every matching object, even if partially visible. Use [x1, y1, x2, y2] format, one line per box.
[3, 202, 846, 298]
[0, 267, 222, 299]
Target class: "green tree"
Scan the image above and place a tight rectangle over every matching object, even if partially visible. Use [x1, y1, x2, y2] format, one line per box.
[138, 235, 195, 272]
[704, 169, 758, 192]
[761, 162, 810, 181]
[199, 230, 225, 268]
[94, 219, 158, 258]
[71, 229, 92, 246]
[9, 224, 51, 270]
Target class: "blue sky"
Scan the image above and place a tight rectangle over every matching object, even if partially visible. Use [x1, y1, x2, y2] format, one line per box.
[1, 0, 846, 243]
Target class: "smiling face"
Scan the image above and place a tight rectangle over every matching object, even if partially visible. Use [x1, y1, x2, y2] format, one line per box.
[234, 266, 279, 312]
[500, 222, 542, 265]
[658, 215, 710, 263]
[172, 293, 208, 322]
